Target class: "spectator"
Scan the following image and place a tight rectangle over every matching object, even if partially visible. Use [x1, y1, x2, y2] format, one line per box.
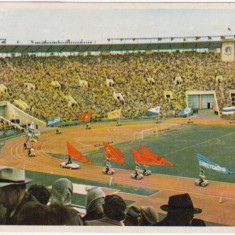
[0, 167, 39, 225]
[124, 205, 158, 226]
[0, 52, 234, 120]
[155, 193, 203, 226]
[49, 178, 73, 205]
[0, 204, 6, 224]
[28, 184, 51, 205]
[16, 202, 82, 225]
[191, 218, 206, 226]
[139, 206, 159, 226]
[124, 205, 140, 226]
[49, 178, 83, 225]
[85, 194, 126, 226]
[83, 187, 105, 222]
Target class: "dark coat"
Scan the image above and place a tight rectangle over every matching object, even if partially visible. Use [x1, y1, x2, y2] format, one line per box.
[155, 214, 205, 226]
[85, 216, 124, 226]
[2, 191, 39, 225]
[65, 205, 84, 225]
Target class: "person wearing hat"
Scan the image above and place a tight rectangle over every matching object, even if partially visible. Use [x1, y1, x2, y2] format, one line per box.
[49, 178, 73, 205]
[85, 194, 126, 226]
[155, 193, 204, 226]
[139, 206, 159, 226]
[82, 187, 105, 222]
[124, 205, 140, 226]
[0, 166, 39, 225]
[124, 205, 158, 226]
[48, 178, 83, 225]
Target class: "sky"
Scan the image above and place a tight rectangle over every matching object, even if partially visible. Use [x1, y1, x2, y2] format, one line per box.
[0, 2, 235, 44]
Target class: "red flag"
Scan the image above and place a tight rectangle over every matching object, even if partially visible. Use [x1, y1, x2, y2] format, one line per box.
[132, 147, 144, 163]
[103, 141, 125, 164]
[132, 147, 156, 165]
[140, 144, 174, 167]
[67, 142, 92, 165]
[78, 111, 91, 121]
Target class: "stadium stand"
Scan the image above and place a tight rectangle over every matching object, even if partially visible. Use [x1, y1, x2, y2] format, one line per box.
[0, 51, 234, 122]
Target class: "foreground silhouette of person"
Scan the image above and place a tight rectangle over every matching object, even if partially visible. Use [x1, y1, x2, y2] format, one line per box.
[83, 187, 105, 222]
[124, 205, 158, 226]
[155, 193, 205, 226]
[28, 184, 51, 205]
[0, 167, 39, 225]
[16, 202, 82, 225]
[48, 178, 83, 225]
[85, 194, 126, 226]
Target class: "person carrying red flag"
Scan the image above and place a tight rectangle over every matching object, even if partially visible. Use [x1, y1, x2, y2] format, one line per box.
[103, 141, 125, 164]
[140, 144, 174, 167]
[67, 142, 92, 165]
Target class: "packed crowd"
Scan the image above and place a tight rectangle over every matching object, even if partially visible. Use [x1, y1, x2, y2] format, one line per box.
[0, 51, 234, 121]
[0, 167, 206, 226]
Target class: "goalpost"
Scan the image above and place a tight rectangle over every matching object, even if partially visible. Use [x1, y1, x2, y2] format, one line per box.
[134, 127, 158, 140]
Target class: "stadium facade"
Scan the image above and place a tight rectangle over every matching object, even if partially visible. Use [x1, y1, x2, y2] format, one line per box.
[0, 35, 234, 62]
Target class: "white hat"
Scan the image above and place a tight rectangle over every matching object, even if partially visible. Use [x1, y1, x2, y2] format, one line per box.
[50, 178, 73, 204]
[86, 187, 105, 209]
[0, 166, 31, 188]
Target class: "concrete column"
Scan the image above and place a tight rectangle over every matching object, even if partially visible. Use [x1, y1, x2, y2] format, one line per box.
[221, 40, 235, 62]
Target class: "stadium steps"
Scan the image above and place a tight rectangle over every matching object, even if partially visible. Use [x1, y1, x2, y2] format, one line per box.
[0, 115, 24, 131]
[194, 109, 221, 119]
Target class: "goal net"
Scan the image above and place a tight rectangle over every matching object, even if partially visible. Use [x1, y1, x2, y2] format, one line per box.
[134, 127, 158, 140]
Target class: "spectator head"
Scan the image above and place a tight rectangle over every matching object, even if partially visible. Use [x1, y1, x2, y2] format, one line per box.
[124, 205, 158, 226]
[50, 178, 73, 205]
[124, 205, 140, 226]
[139, 206, 159, 225]
[28, 184, 51, 205]
[0, 167, 31, 209]
[103, 194, 126, 221]
[86, 187, 105, 215]
[160, 193, 202, 225]
[16, 202, 80, 225]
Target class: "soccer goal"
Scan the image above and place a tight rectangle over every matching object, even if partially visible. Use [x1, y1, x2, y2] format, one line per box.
[134, 127, 158, 140]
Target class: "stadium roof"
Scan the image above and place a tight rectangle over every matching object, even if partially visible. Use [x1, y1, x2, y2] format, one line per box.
[0, 35, 234, 54]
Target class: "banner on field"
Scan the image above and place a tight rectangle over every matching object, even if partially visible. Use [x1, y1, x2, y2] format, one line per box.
[197, 152, 233, 174]
[222, 106, 235, 115]
[78, 111, 92, 121]
[180, 107, 193, 116]
[146, 106, 161, 116]
[47, 116, 61, 126]
[107, 109, 121, 119]
[31, 134, 38, 143]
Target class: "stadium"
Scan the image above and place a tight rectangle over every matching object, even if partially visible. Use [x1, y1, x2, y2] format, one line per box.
[0, 3, 235, 230]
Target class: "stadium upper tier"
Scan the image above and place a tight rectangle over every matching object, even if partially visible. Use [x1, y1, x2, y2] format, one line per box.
[0, 35, 234, 54]
[0, 51, 234, 122]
